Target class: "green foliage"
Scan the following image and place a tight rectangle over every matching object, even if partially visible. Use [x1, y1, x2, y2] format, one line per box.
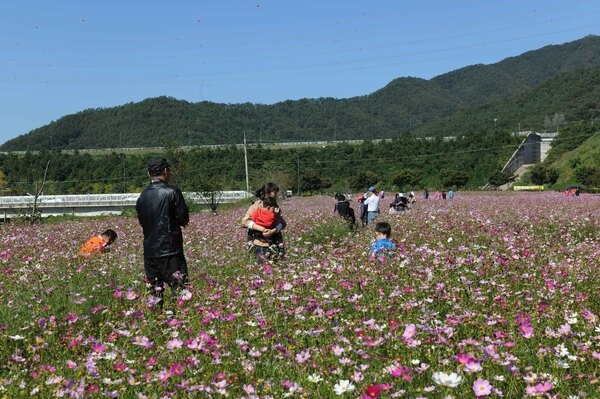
[488, 170, 515, 187]
[3, 34, 600, 194]
[348, 170, 379, 192]
[300, 169, 332, 194]
[439, 169, 469, 189]
[0, 132, 526, 195]
[543, 130, 600, 189]
[575, 165, 600, 187]
[529, 164, 548, 185]
[392, 168, 422, 190]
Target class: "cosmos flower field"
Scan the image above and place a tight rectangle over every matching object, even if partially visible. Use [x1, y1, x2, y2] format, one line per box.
[1, 192, 599, 398]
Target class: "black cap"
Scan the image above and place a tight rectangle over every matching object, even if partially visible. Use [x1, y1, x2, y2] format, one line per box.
[147, 157, 170, 173]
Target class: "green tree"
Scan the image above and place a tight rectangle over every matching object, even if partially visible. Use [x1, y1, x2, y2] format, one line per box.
[440, 169, 469, 189]
[0, 168, 7, 193]
[529, 164, 548, 185]
[300, 170, 323, 195]
[348, 171, 379, 192]
[190, 171, 225, 213]
[488, 170, 515, 188]
[392, 168, 422, 190]
[575, 165, 600, 187]
[545, 167, 559, 185]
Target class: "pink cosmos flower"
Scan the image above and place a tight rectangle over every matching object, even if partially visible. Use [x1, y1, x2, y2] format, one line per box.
[166, 338, 183, 350]
[170, 362, 185, 376]
[158, 369, 173, 382]
[113, 362, 128, 372]
[90, 342, 106, 354]
[402, 324, 417, 340]
[534, 381, 553, 393]
[125, 290, 138, 300]
[68, 335, 83, 349]
[133, 335, 153, 348]
[389, 364, 413, 381]
[455, 353, 476, 365]
[66, 360, 77, 369]
[519, 321, 534, 338]
[473, 378, 492, 396]
[295, 350, 310, 363]
[464, 361, 483, 373]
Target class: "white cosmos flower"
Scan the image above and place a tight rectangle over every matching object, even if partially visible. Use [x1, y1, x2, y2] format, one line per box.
[333, 380, 355, 395]
[179, 289, 192, 301]
[555, 343, 570, 357]
[307, 373, 323, 383]
[432, 371, 463, 388]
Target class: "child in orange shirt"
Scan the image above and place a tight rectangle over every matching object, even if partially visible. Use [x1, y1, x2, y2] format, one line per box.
[78, 229, 118, 256]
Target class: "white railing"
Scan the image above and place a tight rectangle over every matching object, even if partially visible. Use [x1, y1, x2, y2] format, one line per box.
[0, 191, 252, 208]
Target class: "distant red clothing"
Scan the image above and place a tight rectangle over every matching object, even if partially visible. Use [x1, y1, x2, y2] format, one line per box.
[251, 208, 277, 229]
[78, 236, 107, 255]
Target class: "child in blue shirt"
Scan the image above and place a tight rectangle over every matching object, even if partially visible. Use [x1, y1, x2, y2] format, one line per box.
[370, 221, 396, 259]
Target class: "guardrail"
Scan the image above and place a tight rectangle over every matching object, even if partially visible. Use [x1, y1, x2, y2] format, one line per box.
[0, 191, 252, 219]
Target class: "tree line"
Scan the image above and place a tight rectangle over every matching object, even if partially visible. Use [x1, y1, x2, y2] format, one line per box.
[2, 119, 599, 197]
[0, 132, 521, 197]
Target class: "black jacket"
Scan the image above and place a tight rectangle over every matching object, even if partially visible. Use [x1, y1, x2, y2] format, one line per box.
[136, 180, 189, 258]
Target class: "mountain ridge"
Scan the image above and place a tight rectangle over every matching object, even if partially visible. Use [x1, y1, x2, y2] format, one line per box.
[2, 34, 600, 151]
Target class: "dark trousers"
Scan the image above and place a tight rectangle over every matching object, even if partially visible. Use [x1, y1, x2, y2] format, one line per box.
[144, 253, 188, 298]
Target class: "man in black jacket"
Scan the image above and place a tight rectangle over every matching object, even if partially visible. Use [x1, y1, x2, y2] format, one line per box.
[136, 157, 189, 306]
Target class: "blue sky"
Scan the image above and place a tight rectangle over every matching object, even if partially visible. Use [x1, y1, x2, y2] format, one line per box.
[1, 0, 600, 146]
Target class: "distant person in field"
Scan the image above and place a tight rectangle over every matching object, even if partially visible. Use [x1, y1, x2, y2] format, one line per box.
[363, 186, 380, 226]
[357, 194, 368, 227]
[389, 192, 408, 213]
[407, 191, 417, 208]
[78, 229, 117, 256]
[334, 193, 356, 228]
[369, 221, 396, 260]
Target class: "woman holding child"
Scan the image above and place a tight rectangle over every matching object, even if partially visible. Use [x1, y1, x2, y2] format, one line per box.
[241, 182, 287, 262]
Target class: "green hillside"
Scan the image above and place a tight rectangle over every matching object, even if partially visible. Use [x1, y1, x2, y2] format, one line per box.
[551, 132, 600, 189]
[2, 35, 600, 151]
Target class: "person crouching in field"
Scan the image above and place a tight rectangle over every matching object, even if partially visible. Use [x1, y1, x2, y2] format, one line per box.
[78, 229, 117, 257]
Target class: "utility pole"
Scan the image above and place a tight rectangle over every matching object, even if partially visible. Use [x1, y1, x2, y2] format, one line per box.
[120, 131, 125, 193]
[243, 132, 250, 197]
[296, 152, 300, 196]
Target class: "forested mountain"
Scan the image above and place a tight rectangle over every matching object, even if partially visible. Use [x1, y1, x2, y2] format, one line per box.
[2, 35, 600, 152]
